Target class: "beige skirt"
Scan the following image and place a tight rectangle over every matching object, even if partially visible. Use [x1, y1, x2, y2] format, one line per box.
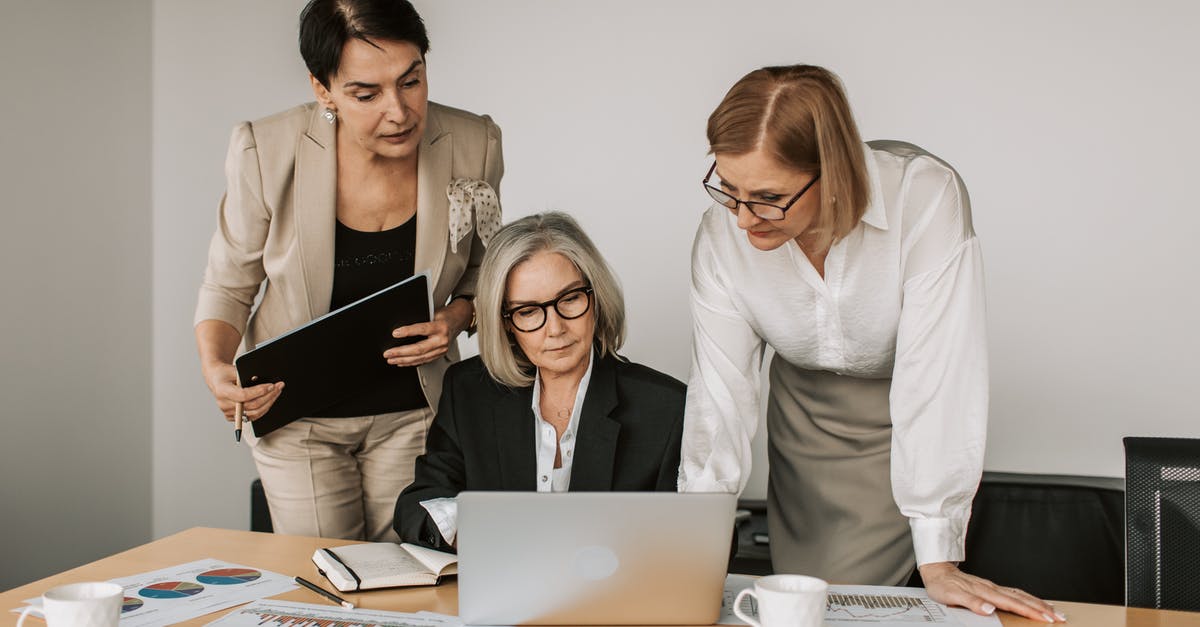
[765, 354, 915, 585]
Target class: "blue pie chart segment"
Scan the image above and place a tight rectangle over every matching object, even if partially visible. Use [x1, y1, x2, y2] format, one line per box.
[197, 568, 263, 585]
[139, 581, 204, 599]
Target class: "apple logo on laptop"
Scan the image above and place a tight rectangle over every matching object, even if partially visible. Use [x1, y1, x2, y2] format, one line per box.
[573, 545, 619, 580]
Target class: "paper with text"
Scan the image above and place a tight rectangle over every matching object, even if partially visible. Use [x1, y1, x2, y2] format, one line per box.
[720, 575, 1000, 626]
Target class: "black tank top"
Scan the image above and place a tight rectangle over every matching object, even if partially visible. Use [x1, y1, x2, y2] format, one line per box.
[312, 216, 427, 416]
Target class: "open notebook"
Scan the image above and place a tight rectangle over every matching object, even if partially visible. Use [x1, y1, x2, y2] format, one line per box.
[312, 542, 457, 592]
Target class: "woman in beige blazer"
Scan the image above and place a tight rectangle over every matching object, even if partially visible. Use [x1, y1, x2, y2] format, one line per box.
[194, 0, 502, 542]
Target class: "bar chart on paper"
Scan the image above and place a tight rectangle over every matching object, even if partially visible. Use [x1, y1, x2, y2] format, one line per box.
[721, 577, 1000, 627]
[826, 590, 946, 623]
[205, 600, 461, 627]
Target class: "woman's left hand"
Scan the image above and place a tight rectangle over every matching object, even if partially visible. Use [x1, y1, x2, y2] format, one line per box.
[920, 562, 1066, 623]
[384, 298, 473, 367]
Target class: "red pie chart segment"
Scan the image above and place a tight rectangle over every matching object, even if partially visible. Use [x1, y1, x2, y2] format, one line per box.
[197, 568, 263, 585]
[139, 581, 204, 599]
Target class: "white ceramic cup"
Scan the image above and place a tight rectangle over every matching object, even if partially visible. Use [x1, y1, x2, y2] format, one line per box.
[17, 582, 124, 627]
[733, 574, 828, 627]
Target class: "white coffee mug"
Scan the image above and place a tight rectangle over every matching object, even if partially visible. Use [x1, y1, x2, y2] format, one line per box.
[733, 574, 828, 627]
[17, 581, 124, 627]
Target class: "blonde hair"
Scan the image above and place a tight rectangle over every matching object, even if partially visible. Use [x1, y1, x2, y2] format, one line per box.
[707, 64, 869, 252]
[476, 212, 626, 388]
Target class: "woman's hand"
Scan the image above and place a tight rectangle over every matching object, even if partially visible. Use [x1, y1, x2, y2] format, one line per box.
[196, 319, 283, 422]
[202, 359, 284, 422]
[920, 562, 1066, 623]
[385, 298, 473, 367]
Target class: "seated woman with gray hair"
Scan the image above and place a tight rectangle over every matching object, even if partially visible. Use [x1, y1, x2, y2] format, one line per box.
[394, 211, 685, 550]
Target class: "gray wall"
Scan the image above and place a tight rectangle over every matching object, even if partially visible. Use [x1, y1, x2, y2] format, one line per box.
[3, 0, 1198, 585]
[0, 1, 152, 588]
[152, 0, 1200, 538]
[151, 0, 312, 538]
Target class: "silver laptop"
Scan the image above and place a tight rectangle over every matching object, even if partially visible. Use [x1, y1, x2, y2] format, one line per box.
[456, 491, 736, 626]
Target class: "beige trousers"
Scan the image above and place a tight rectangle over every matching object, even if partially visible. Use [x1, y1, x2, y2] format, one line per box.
[765, 355, 915, 585]
[248, 407, 433, 542]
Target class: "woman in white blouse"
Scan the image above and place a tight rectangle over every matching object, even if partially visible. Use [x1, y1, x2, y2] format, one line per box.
[679, 65, 1062, 623]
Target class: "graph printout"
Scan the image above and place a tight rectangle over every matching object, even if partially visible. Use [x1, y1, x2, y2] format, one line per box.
[721, 575, 1001, 626]
[205, 600, 463, 627]
[17, 559, 296, 626]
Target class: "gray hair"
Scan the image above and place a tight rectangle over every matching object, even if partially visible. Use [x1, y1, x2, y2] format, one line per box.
[476, 212, 626, 388]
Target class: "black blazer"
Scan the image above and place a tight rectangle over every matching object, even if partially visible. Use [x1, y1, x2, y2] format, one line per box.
[394, 352, 686, 550]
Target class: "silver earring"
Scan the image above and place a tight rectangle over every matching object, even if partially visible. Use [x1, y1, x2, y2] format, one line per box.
[323, 108, 336, 124]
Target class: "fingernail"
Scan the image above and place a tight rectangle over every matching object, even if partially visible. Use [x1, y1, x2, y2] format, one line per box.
[981, 603, 995, 615]
[1042, 613, 1054, 623]
[1055, 612, 1067, 622]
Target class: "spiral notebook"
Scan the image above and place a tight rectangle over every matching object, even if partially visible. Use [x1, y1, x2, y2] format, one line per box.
[234, 272, 432, 437]
[312, 542, 457, 591]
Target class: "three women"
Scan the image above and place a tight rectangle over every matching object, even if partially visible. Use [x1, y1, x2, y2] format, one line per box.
[196, 3, 1052, 619]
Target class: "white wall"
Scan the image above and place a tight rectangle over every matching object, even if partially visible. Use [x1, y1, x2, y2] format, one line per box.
[151, 0, 313, 537]
[151, 0, 1200, 537]
[0, 1, 152, 589]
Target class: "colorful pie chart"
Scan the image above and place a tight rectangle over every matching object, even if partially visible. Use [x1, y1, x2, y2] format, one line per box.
[197, 568, 262, 585]
[122, 597, 143, 613]
[139, 581, 204, 599]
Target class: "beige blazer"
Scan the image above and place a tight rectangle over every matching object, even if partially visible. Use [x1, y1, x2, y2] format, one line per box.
[195, 101, 504, 412]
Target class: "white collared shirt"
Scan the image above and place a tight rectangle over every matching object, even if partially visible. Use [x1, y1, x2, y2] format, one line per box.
[678, 141, 988, 566]
[531, 349, 594, 492]
[420, 351, 595, 544]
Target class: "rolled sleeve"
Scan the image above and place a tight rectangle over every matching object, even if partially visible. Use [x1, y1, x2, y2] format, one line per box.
[194, 122, 270, 333]
[419, 497, 459, 546]
[910, 516, 968, 566]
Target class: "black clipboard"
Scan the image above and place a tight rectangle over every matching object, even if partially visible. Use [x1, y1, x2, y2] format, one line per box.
[235, 272, 432, 437]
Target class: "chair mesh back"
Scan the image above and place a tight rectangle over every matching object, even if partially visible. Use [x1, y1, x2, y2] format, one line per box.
[1124, 437, 1200, 611]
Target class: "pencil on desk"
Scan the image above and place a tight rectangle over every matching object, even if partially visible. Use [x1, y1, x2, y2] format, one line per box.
[295, 576, 354, 610]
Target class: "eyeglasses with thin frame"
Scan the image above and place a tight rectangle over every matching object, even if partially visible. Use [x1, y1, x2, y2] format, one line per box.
[503, 286, 594, 333]
[702, 162, 821, 221]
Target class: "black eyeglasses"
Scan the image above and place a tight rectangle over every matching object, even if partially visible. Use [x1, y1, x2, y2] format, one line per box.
[702, 162, 820, 220]
[503, 286, 594, 333]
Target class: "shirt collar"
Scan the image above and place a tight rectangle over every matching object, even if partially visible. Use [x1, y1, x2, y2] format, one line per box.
[859, 143, 889, 231]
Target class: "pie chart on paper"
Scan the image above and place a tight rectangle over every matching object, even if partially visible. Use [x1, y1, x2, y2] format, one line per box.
[139, 581, 204, 599]
[197, 568, 263, 585]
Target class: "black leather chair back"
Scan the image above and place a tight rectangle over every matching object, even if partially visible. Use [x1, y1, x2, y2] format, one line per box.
[250, 478, 273, 533]
[956, 472, 1124, 604]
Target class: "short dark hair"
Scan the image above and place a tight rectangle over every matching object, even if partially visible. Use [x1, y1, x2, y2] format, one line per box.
[299, 0, 430, 88]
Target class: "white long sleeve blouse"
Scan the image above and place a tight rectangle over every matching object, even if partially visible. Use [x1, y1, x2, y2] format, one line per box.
[678, 141, 988, 566]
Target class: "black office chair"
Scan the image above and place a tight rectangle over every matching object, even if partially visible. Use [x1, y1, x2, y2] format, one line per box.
[955, 471, 1125, 604]
[736, 472, 1125, 603]
[731, 499, 772, 575]
[1124, 437, 1200, 612]
[251, 478, 273, 533]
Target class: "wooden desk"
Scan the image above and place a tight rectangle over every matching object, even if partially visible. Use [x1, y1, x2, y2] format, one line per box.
[1, 527, 1194, 626]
